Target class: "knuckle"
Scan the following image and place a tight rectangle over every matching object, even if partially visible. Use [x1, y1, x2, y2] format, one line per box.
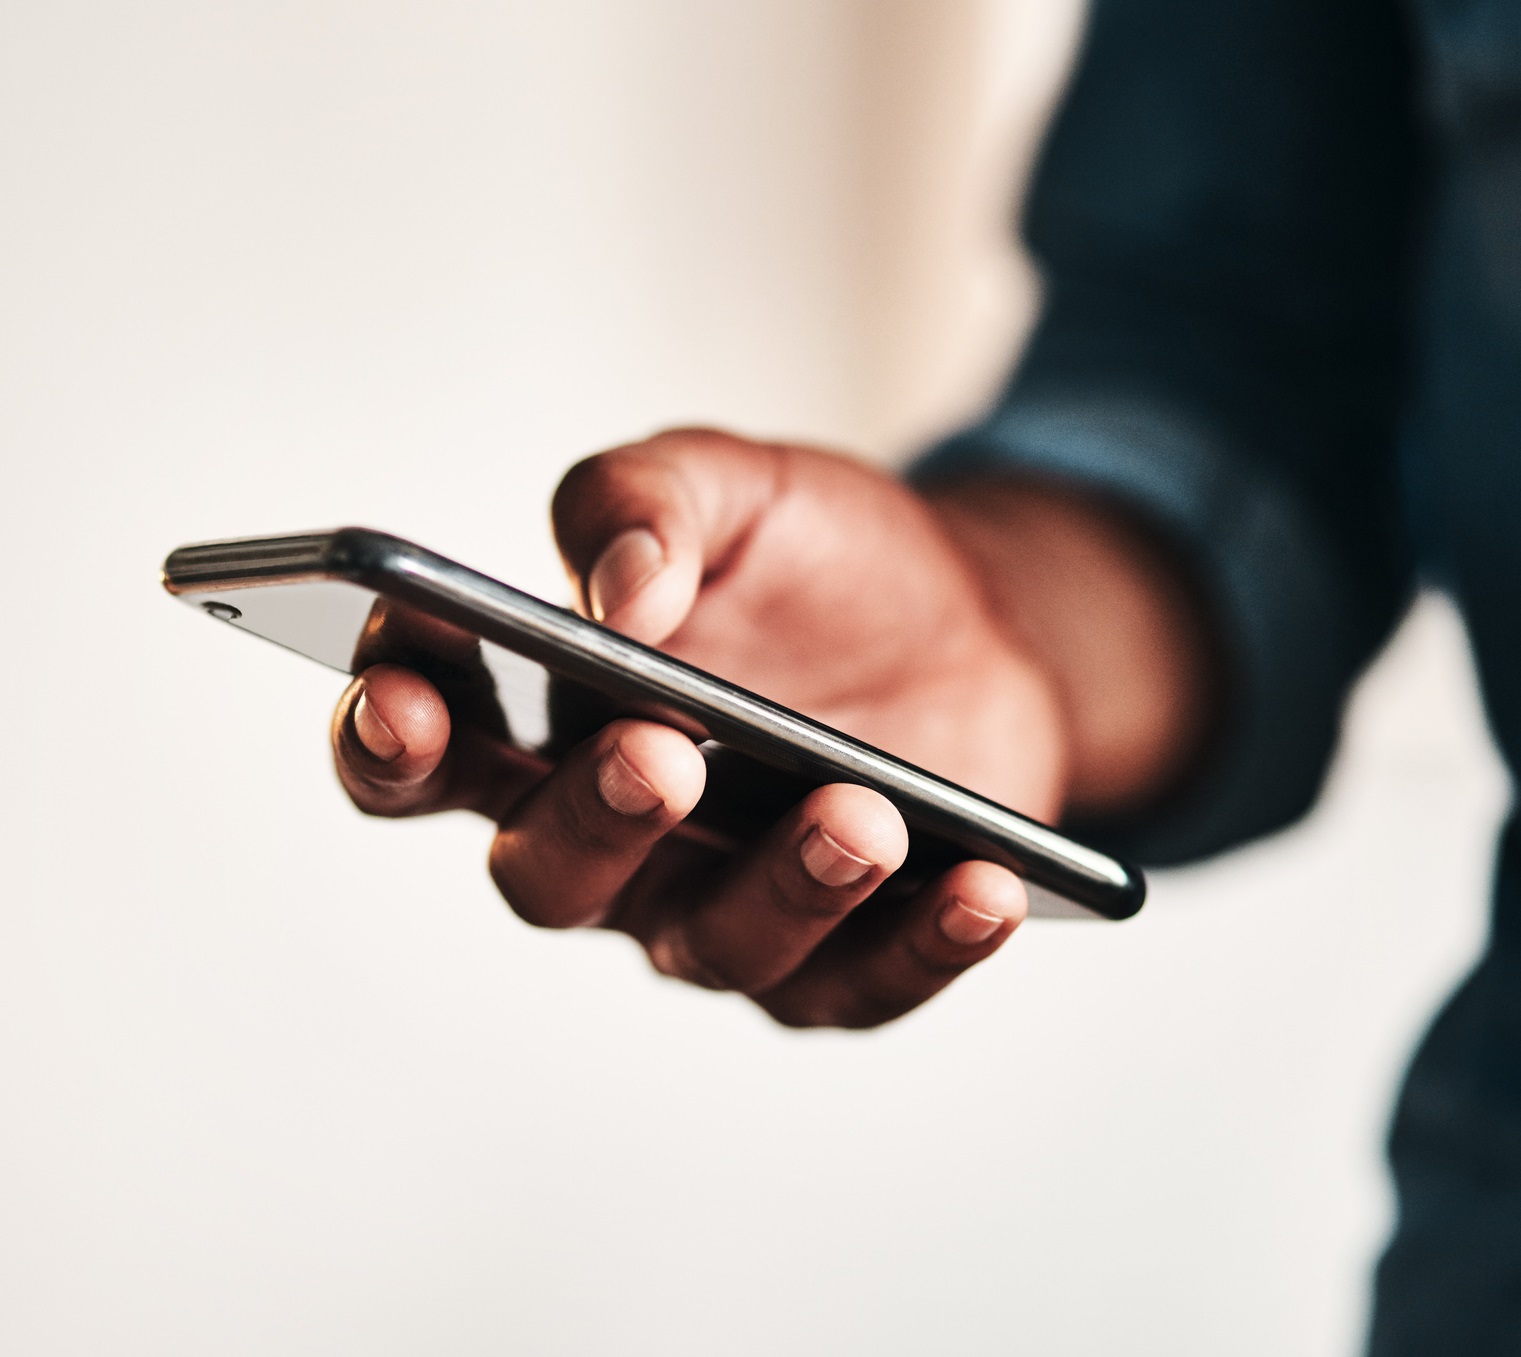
[904, 930, 975, 980]
[339, 772, 423, 819]
[552, 451, 611, 504]
[348, 790, 400, 819]
[644, 930, 731, 991]
[558, 778, 641, 857]
[764, 868, 856, 924]
[336, 751, 449, 819]
[489, 865, 558, 929]
[647, 422, 723, 444]
[760, 987, 894, 1032]
[485, 840, 528, 910]
[486, 832, 560, 927]
[839, 951, 962, 1027]
[839, 985, 906, 1028]
[647, 426, 729, 456]
[759, 990, 831, 1030]
[832, 983, 907, 1029]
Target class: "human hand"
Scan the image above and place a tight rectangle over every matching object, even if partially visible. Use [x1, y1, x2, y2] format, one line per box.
[332, 429, 1076, 1027]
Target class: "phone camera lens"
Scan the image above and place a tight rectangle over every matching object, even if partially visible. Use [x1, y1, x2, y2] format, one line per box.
[201, 601, 242, 622]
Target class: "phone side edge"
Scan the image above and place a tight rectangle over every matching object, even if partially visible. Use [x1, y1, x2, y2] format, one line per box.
[161, 528, 1146, 920]
[342, 536, 1147, 920]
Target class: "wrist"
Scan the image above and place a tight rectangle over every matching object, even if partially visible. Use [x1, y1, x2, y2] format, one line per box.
[922, 474, 1220, 818]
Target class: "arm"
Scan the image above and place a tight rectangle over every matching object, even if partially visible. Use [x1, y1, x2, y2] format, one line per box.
[918, 0, 1422, 861]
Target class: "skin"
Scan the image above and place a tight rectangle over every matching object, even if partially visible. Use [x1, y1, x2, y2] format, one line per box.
[332, 428, 1216, 1029]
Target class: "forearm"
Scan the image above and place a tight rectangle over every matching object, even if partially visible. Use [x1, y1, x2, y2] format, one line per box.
[924, 475, 1221, 818]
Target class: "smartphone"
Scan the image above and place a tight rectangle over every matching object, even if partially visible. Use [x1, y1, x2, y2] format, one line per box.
[162, 527, 1145, 921]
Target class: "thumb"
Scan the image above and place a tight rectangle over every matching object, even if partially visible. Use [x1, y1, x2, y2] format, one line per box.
[551, 428, 786, 645]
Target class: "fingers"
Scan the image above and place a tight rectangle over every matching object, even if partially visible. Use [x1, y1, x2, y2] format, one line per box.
[755, 859, 1027, 1029]
[487, 719, 707, 929]
[337, 669, 1022, 1027]
[334, 663, 547, 819]
[642, 783, 909, 995]
[333, 664, 455, 815]
[551, 428, 787, 643]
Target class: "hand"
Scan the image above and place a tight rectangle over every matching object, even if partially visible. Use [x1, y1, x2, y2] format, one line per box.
[332, 425, 1218, 1027]
[330, 429, 1072, 1027]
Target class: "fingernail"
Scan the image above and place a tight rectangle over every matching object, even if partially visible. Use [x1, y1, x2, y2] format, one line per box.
[799, 826, 874, 888]
[587, 528, 665, 623]
[938, 896, 1014, 946]
[596, 743, 665, 817]
[354, 689, 405, 762]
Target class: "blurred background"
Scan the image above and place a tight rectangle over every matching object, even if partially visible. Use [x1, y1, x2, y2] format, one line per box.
[0, 2, 1509, 1353]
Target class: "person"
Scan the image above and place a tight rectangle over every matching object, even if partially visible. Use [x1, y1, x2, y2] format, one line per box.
[329, 0, 1520, 1350]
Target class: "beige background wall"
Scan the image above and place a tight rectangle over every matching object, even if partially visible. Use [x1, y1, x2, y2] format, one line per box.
[1, 3, 1506, 1353]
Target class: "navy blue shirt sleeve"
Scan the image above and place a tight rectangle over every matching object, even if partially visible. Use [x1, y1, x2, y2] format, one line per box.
[913, 0, 1423, 865]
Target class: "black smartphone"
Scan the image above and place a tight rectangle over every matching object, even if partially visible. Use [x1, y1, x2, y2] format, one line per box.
[162, 528, 1145, 920]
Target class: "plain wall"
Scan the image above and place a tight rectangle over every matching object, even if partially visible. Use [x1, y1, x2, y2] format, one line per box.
[1, 3, 1508, 1353]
